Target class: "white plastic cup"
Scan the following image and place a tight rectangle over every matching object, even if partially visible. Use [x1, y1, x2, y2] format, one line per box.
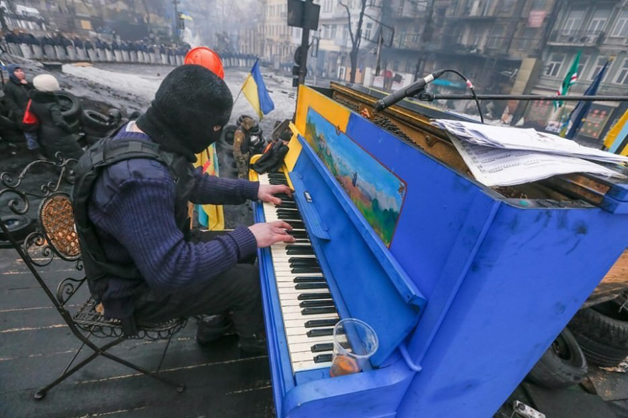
[330, 318, 378, 377]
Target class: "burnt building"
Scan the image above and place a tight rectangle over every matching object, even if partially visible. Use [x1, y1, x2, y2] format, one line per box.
[526, 0, 628, 143]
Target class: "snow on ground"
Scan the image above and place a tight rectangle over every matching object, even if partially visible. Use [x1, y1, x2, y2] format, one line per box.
[62, 63, 297, 133]
[62, 63, 166, 105]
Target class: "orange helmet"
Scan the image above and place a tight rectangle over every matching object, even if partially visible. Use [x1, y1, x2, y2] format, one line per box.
[184, 47, 224, 79]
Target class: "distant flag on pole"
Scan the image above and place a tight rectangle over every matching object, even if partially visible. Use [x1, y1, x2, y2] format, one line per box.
[561, 60, 609, 139]
[241, 60, 275, 120]
[554, 51, 581, 110]
[179, 12, 193, 21]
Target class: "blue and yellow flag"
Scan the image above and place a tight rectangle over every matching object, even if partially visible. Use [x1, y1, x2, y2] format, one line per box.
[193, 144, 225, 230]
[241, 60, 275, 120]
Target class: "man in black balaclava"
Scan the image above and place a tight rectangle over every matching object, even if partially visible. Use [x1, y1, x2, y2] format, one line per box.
[74, 65, 295, 354]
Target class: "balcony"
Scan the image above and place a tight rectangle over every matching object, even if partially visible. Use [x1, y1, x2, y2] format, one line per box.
[547, 29, 605, 46]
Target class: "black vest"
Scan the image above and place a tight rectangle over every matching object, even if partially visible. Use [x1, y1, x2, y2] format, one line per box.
[72, 137, 195, 303]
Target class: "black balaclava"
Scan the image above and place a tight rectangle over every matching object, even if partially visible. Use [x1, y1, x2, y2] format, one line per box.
[136, 64, 233, 162]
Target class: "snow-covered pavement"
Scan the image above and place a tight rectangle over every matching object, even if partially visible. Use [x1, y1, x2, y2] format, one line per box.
[62, 63, 297, 133]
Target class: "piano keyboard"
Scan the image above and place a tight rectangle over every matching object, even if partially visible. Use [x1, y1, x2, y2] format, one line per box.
[259, 172, 339, 373]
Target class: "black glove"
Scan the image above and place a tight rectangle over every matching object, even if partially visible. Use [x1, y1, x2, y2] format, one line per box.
[252, 140, 289, 174]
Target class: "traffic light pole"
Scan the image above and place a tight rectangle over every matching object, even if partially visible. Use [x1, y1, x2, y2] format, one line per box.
[298, 25, 310, 86]
[173, 0, 180, 43]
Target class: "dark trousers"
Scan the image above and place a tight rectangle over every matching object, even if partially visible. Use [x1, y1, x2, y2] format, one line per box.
[133, 231, 263, 338]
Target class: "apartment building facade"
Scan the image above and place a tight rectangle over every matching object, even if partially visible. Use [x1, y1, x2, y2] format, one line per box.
[526, 0, 628, 142]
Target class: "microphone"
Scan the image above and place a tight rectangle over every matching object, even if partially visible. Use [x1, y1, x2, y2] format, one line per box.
[374, 69, 445, 112]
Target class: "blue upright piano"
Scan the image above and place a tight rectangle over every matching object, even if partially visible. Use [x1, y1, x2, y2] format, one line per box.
[250, 84, 628, 418]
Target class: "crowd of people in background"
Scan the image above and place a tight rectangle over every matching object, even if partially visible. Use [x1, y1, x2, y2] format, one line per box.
[2, 30, 191, 66]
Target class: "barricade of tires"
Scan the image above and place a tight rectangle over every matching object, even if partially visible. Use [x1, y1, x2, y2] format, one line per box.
[55, 91, 122, 146]
[568, 296, 628, 367]
[525, 293, 628, 389]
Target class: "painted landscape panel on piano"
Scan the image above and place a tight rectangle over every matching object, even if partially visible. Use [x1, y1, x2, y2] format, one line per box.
[304, 109, 406, 246]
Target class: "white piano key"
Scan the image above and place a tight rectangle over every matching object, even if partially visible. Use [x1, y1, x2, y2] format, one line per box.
[281, 311, 338, 321]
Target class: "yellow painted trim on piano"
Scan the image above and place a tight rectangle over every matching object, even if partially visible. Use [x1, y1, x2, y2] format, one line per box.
[248, 155, 261, 182]
[284, 122, 302, 172]
[295, 85, 350, 136]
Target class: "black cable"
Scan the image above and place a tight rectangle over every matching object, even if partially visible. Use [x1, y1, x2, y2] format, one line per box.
[439, 69, 484, 124]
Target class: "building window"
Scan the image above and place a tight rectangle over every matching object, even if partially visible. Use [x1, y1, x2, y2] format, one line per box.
[405, 60, 414, 73]
[531, 0, 546, 10]
[486, 26, 505, 49]
[546, 53, 565, 77]
[577, 55, 589, 77]
[517, 28, 536, 50]
[589, 56, 608, 81]
[330, 24, 337, 39]
[562, 8, 585, 35]
[498, 0, 516, 13]
[611, 10, 628, 37]
[588, 8, 611, 33]
[364, 22, 373, 40]
[323, 0, 332, 13]
[615, 59, 628, 85]
[393, 60, 399, 71]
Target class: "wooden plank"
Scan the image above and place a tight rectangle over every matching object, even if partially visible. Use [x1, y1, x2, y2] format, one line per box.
[585, 250, 628, 307]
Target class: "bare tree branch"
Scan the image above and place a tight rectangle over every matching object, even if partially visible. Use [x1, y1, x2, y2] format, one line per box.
[338, 0, 355, 45]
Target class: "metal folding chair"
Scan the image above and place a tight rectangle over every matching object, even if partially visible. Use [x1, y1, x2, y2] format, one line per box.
[0, 155, 186, 400]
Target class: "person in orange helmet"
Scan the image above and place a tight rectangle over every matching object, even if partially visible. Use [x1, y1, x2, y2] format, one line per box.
[184, 47, 224, 79]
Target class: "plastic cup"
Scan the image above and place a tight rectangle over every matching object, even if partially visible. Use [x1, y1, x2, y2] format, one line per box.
[329, 318, 379, 377]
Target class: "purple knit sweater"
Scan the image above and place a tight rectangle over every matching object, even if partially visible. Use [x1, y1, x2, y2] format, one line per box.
[88, 129, 259, 319]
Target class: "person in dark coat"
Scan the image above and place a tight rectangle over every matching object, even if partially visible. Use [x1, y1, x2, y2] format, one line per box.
[3, 64, 33, 122]
[73, 65, 294, 354]
[2, 64, 41, 152]
[28, 74, 83, 160]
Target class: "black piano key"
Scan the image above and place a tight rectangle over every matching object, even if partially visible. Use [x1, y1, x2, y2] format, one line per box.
[307, 328, 334, 337]
[298, 293, 332, 300]
[300, 300, 335, 308]
[293, 277, 326, 283]
[314, 354, 333, 363]
[269, 178, 288, 184]
[295, 282, 328, 290]
[288, 222, 305, 229]
[286, 244, 313, 251]
[289, 257, 319, 264]
[311, 343, 334, 353]
[289, 261, 319, 268]
[287, 248, 314, 255]
[274, 193, 292, 199]
[305, 318, 339, 328]
[277, 212, 301, 219]
[277, 208, 299, 215]
[278, 201, 297, 208]
[302, 307, 336, 315]
[294, 239, 310, 244]
[268, 173, 287, 178]
[292, 266, 321, 274]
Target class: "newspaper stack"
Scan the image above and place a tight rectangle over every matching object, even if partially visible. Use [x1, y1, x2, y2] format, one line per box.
[432, 120, 627, 187]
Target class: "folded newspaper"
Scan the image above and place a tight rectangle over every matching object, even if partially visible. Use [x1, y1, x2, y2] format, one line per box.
[433, 120, 627, 187]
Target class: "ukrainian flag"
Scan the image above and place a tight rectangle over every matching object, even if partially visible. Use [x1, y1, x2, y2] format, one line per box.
[193, 144, 225, 230]
[241, 60, 275, 120]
